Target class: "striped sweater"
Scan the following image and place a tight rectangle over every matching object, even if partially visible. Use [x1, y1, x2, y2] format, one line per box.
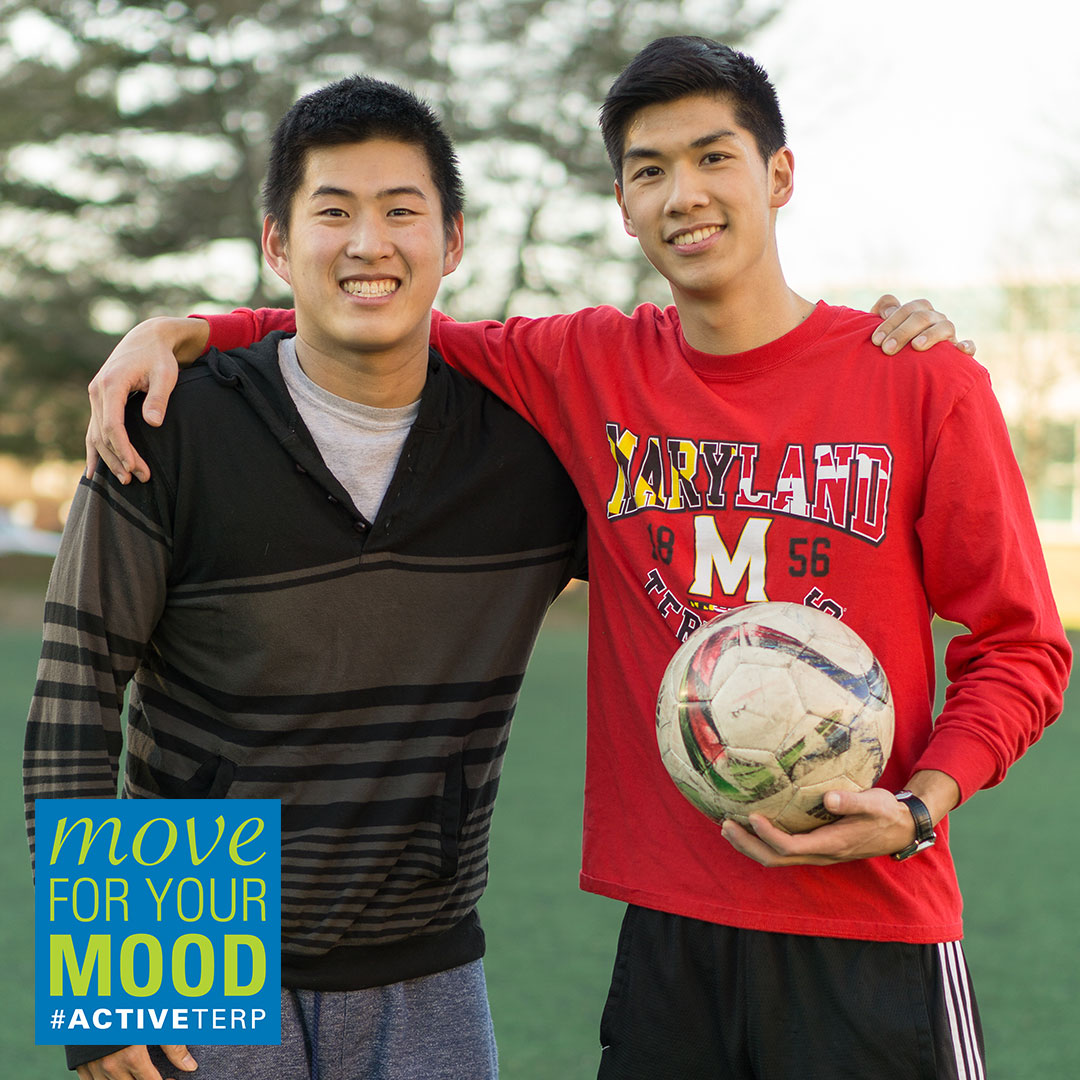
[24, 334, 585, 991]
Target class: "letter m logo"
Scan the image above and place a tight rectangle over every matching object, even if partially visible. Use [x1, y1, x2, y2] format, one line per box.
[688, 517, 770, 601]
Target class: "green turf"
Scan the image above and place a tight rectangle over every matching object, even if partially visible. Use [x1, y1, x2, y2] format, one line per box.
[0, 626, 57, 1075]
[2, 609, 1077, 1077]
[481, 621, 622, 1077]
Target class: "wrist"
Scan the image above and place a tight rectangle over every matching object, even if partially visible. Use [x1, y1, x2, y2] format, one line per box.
[902, 769, 961, 827]
[146, 315, 209, 365]
[181, 316, 211, 364]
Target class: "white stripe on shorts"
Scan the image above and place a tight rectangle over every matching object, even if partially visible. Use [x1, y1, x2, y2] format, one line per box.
[937, 940, 986, 1080]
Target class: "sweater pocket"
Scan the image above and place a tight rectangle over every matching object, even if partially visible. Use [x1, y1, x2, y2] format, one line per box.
[437, 750, 470, 878]
[146, 754, 237, 799]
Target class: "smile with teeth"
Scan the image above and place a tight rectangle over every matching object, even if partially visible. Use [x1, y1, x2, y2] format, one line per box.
[670, 225, 724, 246]
[342, 279, 399, 297]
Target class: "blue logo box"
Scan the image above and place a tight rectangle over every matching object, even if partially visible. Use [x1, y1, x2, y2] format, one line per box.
[35, 799, 281, 1046]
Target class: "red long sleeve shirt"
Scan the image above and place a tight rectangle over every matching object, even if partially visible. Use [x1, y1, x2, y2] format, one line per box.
[203, 301, 1070, 943]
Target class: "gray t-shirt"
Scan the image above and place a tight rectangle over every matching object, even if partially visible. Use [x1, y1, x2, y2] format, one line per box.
[278, 337, 419, 522]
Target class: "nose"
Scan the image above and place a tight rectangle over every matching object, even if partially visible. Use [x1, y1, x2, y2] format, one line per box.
[345, 210, 394, 262]
[664, 162, 709, 217]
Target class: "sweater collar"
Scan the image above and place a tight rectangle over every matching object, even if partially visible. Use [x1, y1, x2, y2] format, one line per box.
[207, 333, 456, 433]
[204, 334, 458, 520]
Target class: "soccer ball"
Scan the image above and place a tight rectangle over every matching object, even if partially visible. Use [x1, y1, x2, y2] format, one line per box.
[655, 602, 894, 833]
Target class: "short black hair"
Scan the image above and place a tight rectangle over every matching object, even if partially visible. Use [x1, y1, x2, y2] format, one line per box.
[600, 36, 786, 176]
[263, 75, 465, 241]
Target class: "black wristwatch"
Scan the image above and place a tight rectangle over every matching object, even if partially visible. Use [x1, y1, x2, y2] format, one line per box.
[891, 790, 936, 861]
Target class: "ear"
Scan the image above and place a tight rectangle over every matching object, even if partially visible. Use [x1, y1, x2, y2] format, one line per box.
[614, 180, 638, 238]
[442, 211, 465, 276]
[769, 147, 795, 210]
[262, 216, 292, 286]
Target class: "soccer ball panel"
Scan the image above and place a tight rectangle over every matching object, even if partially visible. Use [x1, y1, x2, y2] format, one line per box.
[705, 745, 794, 827]
[862, 699, 896, 762]
[799, 627, 873, 673]
[786, 720, 884, 790]
[709, 665, 806, 749]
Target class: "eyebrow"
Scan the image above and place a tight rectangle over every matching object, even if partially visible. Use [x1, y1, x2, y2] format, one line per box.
[623, 129, 738, 163]
[309, 184, 429, 201]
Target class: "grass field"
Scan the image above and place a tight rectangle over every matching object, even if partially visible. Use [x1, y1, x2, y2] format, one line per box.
[2, 575, 1077, 1077]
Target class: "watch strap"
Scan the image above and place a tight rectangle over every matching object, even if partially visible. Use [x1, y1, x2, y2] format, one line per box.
[892, 790, 936, 861]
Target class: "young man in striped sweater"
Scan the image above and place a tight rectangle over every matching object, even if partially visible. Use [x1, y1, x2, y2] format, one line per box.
[25, 76, 585, 1080]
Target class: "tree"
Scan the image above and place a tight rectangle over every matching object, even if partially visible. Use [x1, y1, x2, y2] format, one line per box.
[0, 0, 774, 459]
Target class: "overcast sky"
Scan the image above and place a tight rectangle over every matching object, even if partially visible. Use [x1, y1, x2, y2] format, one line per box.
[745, 0, 1079, 294]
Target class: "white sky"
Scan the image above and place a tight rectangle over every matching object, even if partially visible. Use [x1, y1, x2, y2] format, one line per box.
[748, 0, 1080, 293]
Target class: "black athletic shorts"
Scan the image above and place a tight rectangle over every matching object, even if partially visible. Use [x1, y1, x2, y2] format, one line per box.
[597, 905, 986, 1080]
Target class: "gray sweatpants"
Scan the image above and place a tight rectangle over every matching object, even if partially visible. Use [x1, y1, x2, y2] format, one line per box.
[146, 960, 497, 1080]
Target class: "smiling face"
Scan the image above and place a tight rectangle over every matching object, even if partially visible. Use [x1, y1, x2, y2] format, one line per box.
[614, 93, 793, 314]
[262, 138, 463, 400]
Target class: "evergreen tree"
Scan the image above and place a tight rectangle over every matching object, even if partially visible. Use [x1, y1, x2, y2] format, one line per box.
[0, 0, 771, 458]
